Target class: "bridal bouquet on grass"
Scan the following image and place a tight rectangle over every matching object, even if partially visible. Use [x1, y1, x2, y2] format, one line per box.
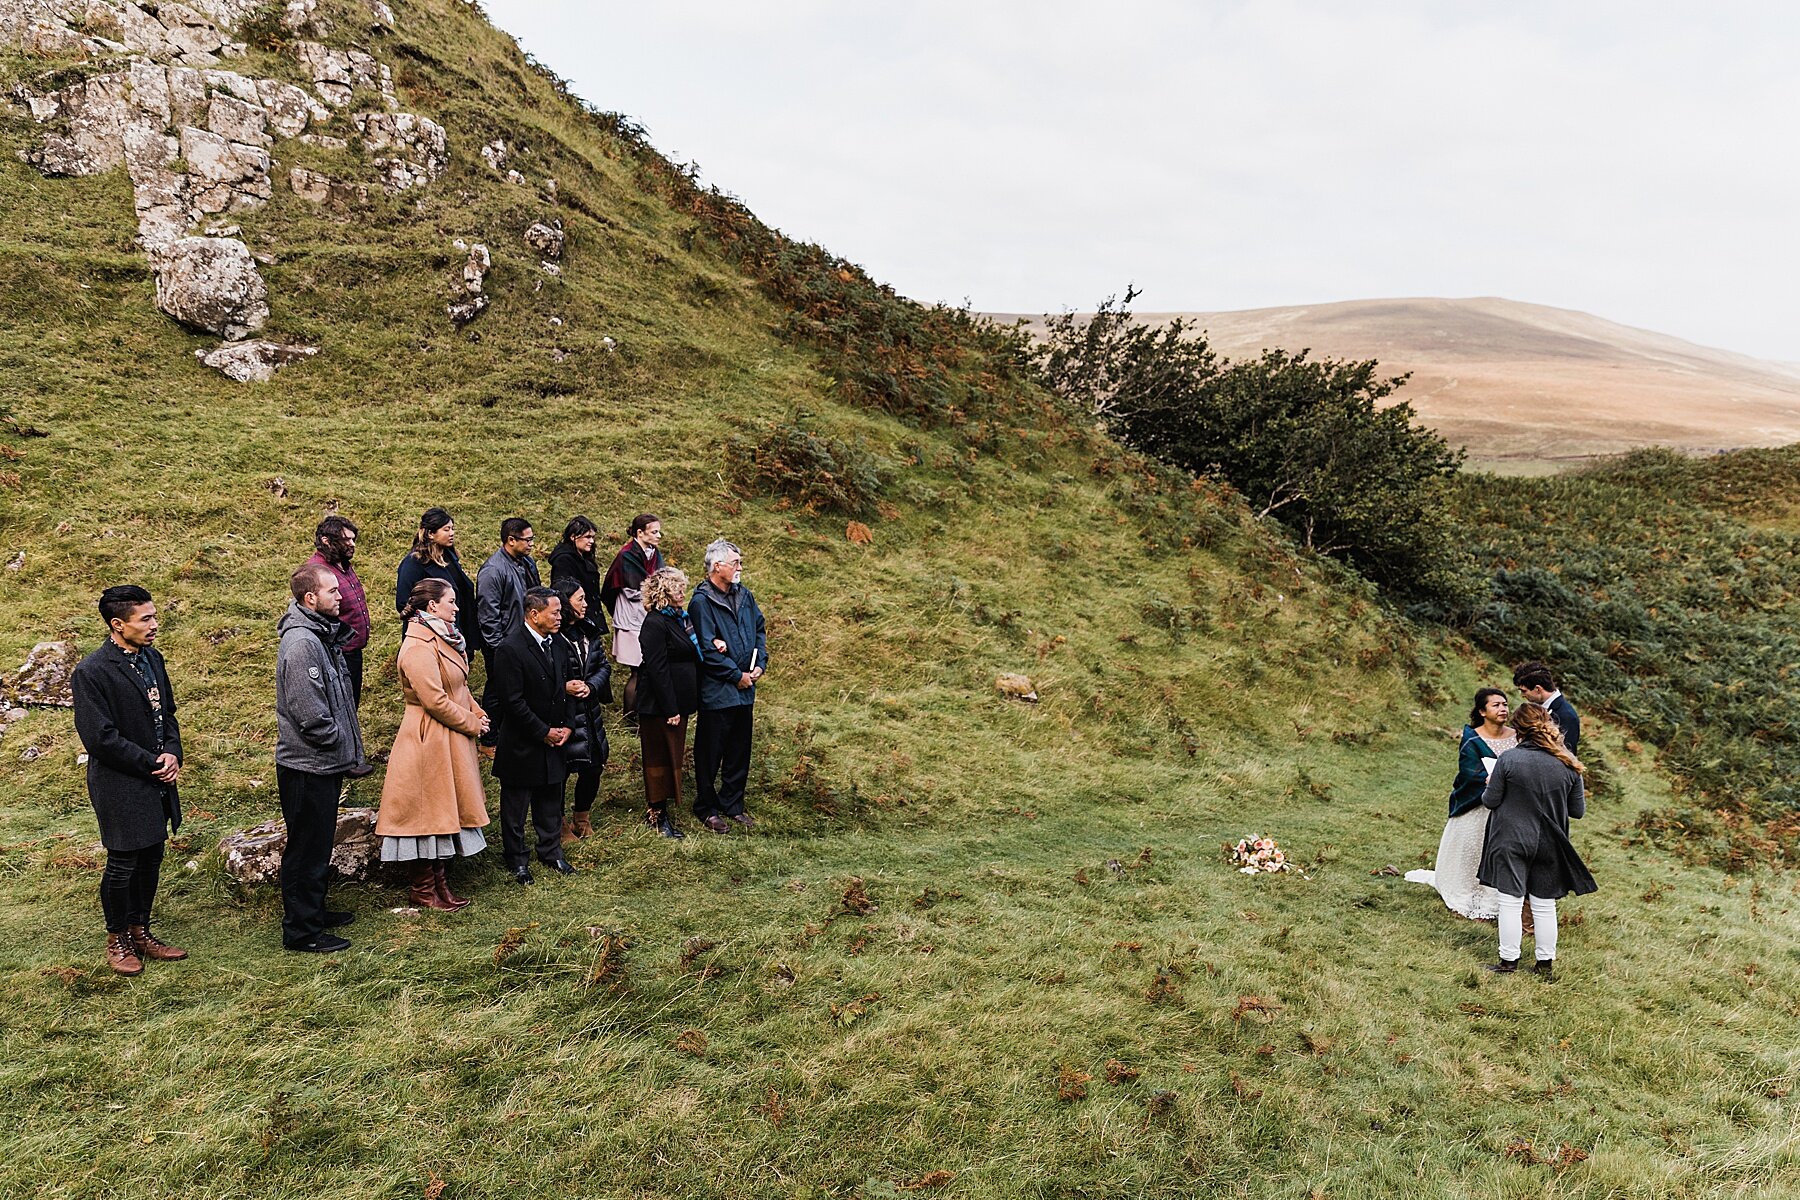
[1229, 835, 1303, 876]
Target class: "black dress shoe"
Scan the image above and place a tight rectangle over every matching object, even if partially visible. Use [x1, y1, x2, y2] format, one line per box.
[701, 814, 731, 834]
[346, 763, 376, 779]
[511, 864, 535, 885]
[1482, 957, 1520, 974]
[1533, 959, 1555, 981]
[540, 856, 577, 875]
[653, 815, 685, 840]
[285, 933, 351, 954]
[322, 910, 356, 929]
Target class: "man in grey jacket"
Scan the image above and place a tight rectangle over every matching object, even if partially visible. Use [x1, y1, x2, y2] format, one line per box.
[275, 563, 366, 953]
[476, 517, 541, 745]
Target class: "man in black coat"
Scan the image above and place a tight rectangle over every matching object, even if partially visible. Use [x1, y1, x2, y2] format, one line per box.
[1513, 661, 1580, 756]
[490, 586, 577, 883]
[70, 585, 189, 976]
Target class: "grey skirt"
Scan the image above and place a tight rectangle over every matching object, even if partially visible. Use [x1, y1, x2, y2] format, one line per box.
[380, 827, 488, 862]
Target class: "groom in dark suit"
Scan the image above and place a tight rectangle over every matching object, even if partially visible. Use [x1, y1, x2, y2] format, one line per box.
[490, 586, 576, 883]
[1513, 661, 1580, 755]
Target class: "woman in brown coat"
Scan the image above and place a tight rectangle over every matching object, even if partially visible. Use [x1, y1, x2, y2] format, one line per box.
[377, 578, 491, 910]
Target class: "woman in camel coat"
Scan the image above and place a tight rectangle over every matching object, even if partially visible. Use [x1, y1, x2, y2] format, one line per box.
[377, 578, 491, 910]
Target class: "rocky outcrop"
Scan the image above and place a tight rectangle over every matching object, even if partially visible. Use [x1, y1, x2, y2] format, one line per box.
[447, 241, 491, 326]
[6, 0, 449, 381]
[354, 110, 446, 192]
[524, 219, 564, 259]
[152, 236, 267, 337]
[3, 640, 80, 707]
[218, 806, 381, 883]
[197, 338, 319, 382]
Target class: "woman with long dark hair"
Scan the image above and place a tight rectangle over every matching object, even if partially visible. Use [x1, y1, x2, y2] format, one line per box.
[633, 566, 700, 839]
[394, 507, 479, 656]
[599, 512, 663, 724]
[552, 577, 612, 841]
[1405, 687, 1512, 919]
[376, 578, 491, 910]
[548, 516, 606, 642]
[1477, 702, 1597, 978]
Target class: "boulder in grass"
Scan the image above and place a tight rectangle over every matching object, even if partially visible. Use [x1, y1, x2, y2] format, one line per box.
[5, 640, 80, 708]
[995, 673, 1038, 703]
[218, 806, 380, 883]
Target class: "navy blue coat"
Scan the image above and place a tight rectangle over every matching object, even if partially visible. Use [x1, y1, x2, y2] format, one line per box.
[71, 641, 184, 851]
[688, 580, 768, 711]
[1548, 694, 1581, 756]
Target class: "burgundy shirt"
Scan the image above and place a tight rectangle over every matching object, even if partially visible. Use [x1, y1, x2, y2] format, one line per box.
[306, 551, 371, 652]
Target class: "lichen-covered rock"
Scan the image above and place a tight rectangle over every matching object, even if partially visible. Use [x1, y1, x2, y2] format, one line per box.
[523, 219, 564, 259]
[152, 236, 268, 337]
[18, 72, 131, 176]
[479, 137, 508, 172]
[197, 338, 319, 381]
[288, 165, 366, 207]
[354, 110, 447, 191]
[995, 673, 1040, 703]
[219, 806, 381, 883]
[3, 640, 80, 707]
[257, 77, 328, 138]
[295, 39, 394, 108]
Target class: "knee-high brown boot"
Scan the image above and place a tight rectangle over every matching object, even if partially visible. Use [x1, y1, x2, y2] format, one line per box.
[433, 862, 471, 910]
[410, 861, 454, 910]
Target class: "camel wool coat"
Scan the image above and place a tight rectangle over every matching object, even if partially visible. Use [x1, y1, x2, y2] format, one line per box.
[376, 621, 490, 837]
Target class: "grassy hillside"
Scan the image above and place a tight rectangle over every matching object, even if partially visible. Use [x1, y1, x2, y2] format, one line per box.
[1454, 448, 1800, 867]
[3, 3, 1800, 1197]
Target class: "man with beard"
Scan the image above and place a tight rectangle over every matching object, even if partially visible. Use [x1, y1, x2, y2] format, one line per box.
[71, 585, 188, 975]
[476, 518, 542, 746]
[275, 563, 366, 952]
[307, 516, 373, 777]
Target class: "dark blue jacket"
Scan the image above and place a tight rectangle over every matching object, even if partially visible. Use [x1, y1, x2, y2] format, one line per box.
[688, 580, 767, 711]
[1548, 694, 1580, 756]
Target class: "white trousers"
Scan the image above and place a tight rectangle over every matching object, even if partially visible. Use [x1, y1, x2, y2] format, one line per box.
[1497, 893, 1558, 962]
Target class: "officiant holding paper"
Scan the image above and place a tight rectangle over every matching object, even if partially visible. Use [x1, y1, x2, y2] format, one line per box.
[1405, 687, 1515, 919]
[688, 538, 767, 834]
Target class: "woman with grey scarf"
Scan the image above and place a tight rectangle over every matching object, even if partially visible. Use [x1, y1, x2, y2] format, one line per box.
[375, 578, 492, 910]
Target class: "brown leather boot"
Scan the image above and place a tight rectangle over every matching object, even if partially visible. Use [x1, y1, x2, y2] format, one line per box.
[433, 863, 471, 910]
[410, 862, 454, 911]
[128, 924, 188, 961]
[565, 810, 592, 842]
[106, 932, 143, 976]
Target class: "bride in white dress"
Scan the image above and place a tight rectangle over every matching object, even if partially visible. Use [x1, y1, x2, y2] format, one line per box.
[1406, 688, 1515, 919]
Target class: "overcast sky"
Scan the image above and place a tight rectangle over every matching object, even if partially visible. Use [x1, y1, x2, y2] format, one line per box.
[484, 1, 1800, 360]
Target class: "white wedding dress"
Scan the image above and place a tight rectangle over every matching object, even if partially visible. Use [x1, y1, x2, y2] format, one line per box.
[1405, 730, 1515, 920]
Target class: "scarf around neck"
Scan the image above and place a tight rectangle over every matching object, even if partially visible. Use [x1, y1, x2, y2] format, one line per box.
[418, 611, 467, 655]
[657, 604, 704, 660]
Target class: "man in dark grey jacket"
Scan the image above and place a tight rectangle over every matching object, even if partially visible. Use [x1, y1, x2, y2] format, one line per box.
[72, 585, 188, 976]
[275, 563, 365, 953]
[476, 517, 541, 745]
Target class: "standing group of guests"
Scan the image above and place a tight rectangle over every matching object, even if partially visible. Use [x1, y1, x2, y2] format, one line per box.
[1406, 661, 1596, 979]
[69, 508, 769, 972]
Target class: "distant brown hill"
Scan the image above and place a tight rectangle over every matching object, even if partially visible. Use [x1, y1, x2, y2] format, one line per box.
[998, 298, 1800, 472]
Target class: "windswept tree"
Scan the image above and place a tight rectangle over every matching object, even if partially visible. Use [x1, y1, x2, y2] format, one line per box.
[1037, 289, 1479, 616]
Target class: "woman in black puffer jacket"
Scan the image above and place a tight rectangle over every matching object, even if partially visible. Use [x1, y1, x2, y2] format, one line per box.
[553, 578, 612, 841]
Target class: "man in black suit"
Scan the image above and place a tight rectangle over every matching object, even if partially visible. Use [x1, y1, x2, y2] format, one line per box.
[71, 585, 189, 976]
[490, 586, 580, 883]
[1513, 661, 1580, 756]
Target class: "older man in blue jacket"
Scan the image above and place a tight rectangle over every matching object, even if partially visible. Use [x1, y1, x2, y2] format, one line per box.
[688, 539, 767, 833]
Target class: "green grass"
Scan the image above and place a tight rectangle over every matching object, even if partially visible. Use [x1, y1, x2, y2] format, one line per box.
[3, 2, 1799, 1196]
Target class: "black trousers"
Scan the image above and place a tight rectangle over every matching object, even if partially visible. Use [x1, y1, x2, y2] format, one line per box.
[278, 765, 343, 945]
[344, 646, 364, 709]
[100, 840, 165, 933]
[500, 782, 566, 866]
[693, 705, 754, 819]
